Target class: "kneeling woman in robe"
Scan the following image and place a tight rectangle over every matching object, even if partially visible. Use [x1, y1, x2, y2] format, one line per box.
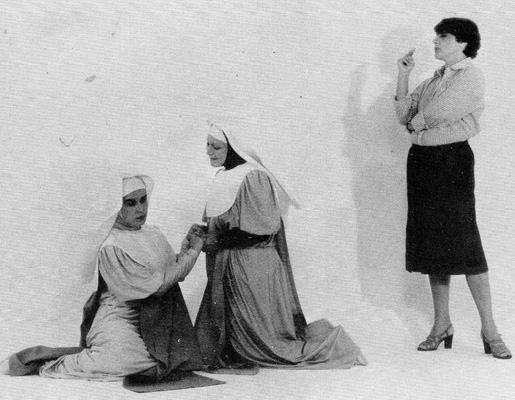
[195, 121, 367, 370]
[1, 175, 205, 382]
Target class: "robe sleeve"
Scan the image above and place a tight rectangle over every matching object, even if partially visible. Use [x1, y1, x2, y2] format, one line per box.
[230, 169, 282, 235]
[98, 245, 165, 302]
[174, 248, 200, 282]
[154, 248, 200, 296]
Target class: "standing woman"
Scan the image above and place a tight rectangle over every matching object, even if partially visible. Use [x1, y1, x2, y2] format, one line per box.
[395, 17, 511, 359]
[194, 120, 367, 370]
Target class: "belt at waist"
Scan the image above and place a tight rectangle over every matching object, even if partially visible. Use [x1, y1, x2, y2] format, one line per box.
[216, 228, 274, 249]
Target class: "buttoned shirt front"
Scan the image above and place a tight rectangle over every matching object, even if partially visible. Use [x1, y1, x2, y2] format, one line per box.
[395, 58, 485, 146]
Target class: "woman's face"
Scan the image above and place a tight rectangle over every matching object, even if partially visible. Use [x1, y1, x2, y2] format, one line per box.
[433, 33, 466, 62]
[120, 188, 148, 229]
[206, 134, 228, 168]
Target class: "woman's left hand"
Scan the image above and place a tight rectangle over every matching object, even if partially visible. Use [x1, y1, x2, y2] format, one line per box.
[189, 233, 205, 253]
[188, 224, 207, 238]
[202, 233, 218, 253]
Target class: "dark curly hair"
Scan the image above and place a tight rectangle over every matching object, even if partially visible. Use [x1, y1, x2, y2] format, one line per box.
[434, 17, 481, 59]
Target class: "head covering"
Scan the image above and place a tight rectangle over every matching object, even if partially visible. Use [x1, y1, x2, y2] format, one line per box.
[79, 174, 154, 283]
[223, 142, 247, 171]
[206, 123, 246, 170]
[207, 122, 227, 143]
[205, 119, 300, 217]
[123, 176, 146, 197]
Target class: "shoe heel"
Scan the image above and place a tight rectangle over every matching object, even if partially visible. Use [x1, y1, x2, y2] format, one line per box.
[483, 339, 492, 354]
[444, 335, 453, 349]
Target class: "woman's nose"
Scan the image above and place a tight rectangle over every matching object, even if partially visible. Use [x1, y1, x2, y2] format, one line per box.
[433, 37, 439, 44]
[135, 202, 144, 212]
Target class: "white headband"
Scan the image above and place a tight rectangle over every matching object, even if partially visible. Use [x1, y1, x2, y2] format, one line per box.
[207, 121, 227, 143]
[122, 176, 146, 197]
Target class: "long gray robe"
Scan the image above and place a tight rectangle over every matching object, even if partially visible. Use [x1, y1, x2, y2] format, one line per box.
[195, 168, 364, 370]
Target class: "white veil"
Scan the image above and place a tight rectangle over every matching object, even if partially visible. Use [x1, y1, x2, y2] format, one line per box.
[204, 117, 301, 217]
[69, 173, 155, 284]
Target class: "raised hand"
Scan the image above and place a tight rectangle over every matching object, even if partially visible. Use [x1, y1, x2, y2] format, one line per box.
[397, 48, 416, 74]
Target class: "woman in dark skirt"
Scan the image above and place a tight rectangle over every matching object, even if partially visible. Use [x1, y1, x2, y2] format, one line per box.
[395, 17, 511, 359]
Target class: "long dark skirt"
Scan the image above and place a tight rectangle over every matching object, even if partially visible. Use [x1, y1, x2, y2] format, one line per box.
[406, 141, 488, 275]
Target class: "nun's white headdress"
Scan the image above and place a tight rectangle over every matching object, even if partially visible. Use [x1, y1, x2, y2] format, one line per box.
[78, 174, 154, 284]
[204, 118, 300, 218]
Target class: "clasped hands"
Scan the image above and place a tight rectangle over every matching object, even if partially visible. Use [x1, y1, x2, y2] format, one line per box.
[182, 224, 217, 253]
[180, 224, 206, 253]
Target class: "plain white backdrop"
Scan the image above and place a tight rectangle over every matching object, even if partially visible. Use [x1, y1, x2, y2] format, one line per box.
[1, 1, 515, 399]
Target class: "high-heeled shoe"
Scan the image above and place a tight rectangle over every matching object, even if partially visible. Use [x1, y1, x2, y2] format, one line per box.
[417, 324, 454, 351]
[481, 332, 512, 359]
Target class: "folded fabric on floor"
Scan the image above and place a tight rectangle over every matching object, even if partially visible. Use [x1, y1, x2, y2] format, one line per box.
[7, 346, 83, 376]
[6, 345, 226, 392]
[123, 371, 225, 392]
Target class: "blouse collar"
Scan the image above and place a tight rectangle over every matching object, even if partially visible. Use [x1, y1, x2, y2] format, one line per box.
[435, 57, 473, 77]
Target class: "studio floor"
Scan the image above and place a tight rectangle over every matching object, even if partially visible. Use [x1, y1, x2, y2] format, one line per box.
[1, 309, 514, 400]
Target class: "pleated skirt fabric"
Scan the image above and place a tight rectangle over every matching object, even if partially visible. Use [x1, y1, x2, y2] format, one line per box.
[406, 141, 488, 275]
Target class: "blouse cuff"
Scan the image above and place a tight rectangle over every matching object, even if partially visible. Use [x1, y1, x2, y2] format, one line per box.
[410, 112, 429, 132]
